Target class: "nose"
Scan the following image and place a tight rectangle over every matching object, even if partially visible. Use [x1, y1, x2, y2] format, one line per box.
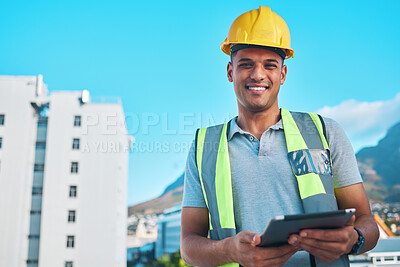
[250, 64, 266, 81]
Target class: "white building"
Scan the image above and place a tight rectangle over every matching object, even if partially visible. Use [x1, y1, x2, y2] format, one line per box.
[0, 75, 130, 267]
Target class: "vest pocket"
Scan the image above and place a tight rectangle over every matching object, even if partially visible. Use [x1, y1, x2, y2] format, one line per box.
[288, 149, 332, 176]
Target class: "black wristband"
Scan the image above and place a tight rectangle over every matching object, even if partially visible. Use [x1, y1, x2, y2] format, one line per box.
[349, 227, 365, 255]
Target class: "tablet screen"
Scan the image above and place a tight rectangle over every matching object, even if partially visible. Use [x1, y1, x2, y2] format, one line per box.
[258, 208, 356, 247]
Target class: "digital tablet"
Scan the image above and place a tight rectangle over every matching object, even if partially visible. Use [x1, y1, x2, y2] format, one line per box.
[258, 208, 356, 247]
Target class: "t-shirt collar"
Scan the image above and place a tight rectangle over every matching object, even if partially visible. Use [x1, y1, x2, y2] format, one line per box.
[227, 116, 283, 141]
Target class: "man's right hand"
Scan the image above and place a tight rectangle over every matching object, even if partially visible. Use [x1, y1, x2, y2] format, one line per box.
[181, 207, 298, 266]
[228, 231, 298, 267]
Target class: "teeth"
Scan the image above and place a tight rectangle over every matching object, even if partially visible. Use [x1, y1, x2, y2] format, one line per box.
[248, 87, 266, 91]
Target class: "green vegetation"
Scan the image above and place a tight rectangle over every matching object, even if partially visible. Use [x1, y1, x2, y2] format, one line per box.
[146, 250, 189, 267]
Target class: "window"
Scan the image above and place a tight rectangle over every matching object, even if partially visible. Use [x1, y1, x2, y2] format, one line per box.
[68, 210, 76, 223]
[74, 116, 81, 127]
[69, 186, 77, 198]
[0, 114, 4, 125]
[30, 210, 41, 215]
[32, 187, 43, 195]
[65, 261, 73, 267]
[70, 162, 78, 173]
[36, 141, 46, 149]
[37, 117, 48, 127]
[0, 137, 2, 149]
[34, 163, 44, 172]
[66, 235, 75, 248]
[72, 138, 80, 150]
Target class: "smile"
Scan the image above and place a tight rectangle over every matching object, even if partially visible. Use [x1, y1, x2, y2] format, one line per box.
[246, 86, 269, 91]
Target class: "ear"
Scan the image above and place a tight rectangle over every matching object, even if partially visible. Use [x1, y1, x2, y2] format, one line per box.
[280, 64, 287, 85]
[227, 62, 233, 82]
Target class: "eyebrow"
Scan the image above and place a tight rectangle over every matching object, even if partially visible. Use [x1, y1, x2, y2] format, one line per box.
[237, 58, 253, 63]
[265, 59, 279, 64]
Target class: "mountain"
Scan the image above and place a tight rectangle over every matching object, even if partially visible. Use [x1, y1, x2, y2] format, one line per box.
[160, 173, 184, 196]
[356, 121, 400, 202]
[128, 174, 184, 216]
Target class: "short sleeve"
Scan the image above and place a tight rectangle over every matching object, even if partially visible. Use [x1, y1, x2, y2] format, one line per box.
[323, 117, 363, 188]
[182, 140, 207, 208]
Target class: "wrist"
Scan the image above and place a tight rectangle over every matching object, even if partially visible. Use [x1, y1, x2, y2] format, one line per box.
[348, 227, 365, 255]
[350, 228, 358, 247]
[223, 236, 237, 263]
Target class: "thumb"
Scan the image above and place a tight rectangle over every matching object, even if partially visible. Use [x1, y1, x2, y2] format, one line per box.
[251, 233, 261, 246]
[345, 215, 356, 226]
[238, 231, 259, 245]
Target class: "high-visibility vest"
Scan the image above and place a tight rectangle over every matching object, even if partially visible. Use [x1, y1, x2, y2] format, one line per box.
[194, 108, 349, 267]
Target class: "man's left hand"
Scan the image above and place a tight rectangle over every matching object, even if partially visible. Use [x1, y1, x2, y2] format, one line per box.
[288, 215, 358, 262]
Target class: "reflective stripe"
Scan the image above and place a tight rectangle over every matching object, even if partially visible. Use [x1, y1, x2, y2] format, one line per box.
[308, 112, 329, 150]
[282, 109, 331, 200]
[210, 228, 236, 240]
[215, 123, 236, 229]
[291, 112, 324, 150]
[296, 173, 326, 199]
[202, 125, 225, 235]
[196, 128, 213, 231]
[197, 124, 236, 237]
[281, 109, 307, 152]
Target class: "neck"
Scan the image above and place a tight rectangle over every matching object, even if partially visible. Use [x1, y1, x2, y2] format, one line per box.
[236, 106, 281, 140]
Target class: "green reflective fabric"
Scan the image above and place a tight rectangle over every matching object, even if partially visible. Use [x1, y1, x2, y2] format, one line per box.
[296, 172, 326, 199]
[196, 128, 212, 230]
[281, 108, 308, 152]
[282, 109, 328, 200]
[215, 123, 236, 229]
[196, 128, 208, 209]
[222, 263, 239, 267]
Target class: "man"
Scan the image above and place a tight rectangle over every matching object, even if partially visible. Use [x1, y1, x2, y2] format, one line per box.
[180, 6, 378, 267]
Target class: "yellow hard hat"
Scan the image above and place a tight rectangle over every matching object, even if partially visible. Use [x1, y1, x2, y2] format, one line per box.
[221, 6, 294, 59]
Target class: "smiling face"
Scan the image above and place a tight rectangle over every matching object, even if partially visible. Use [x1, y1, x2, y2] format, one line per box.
[227, 47, 287, 115]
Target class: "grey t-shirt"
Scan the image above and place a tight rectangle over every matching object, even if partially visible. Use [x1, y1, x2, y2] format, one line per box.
[183, 116, 362, 266]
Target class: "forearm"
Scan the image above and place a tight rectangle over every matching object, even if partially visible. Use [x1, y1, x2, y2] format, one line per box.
[354, 214, 379, 253]
[181, 234, 233, 266]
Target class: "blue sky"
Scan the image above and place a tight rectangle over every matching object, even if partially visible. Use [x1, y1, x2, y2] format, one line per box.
[1, 0, 399, 205]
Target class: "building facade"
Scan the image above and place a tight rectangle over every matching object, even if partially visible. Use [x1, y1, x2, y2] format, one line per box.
[0, 75, 130, 267]
[155, 205, 182, 259]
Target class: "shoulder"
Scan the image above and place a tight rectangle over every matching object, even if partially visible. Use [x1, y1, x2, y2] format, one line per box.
[318, 116, 349, 145]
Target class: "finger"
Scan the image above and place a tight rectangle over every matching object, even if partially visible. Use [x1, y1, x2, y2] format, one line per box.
[293, 236, 346, 254]
[261, 246, 299, 266]
[345, 215, 356, 226]
[251, 233, 261, 246]
[294, 242, 340, 263]
[238, 230, 257, 244]
[288, 234, 300, 246]
[257, 244, 299, 259]
[298, 226, 353, 242]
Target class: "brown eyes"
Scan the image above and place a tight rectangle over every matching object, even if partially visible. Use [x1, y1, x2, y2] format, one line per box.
[238, 63, 277, 69]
